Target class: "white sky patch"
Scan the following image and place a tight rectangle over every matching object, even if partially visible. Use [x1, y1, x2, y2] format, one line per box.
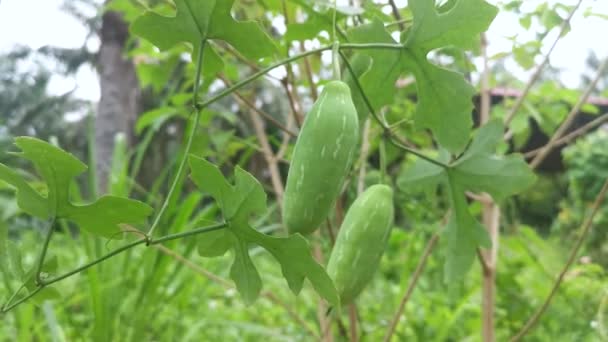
[0, 0, 606, 102]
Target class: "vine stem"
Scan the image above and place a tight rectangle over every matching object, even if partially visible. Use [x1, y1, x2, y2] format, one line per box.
[2, 283, 26, 312]
[331, 0, 340, 80]
[1, 223, 228, 313]
[147, 39, 207, 238]
[338, 50, 449, 169]
[332, 42, 341, 81]
[35, 219, 56, 285]
[511, 178, 608, 341]
[2, 287, 42, 313]
[197, 43, 404, 111]
[379, 137, 388, 185]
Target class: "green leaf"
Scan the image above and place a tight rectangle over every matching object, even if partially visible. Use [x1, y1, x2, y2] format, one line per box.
[404, 0, 498, 51]
[232, 223, 338, 302]
[402, 52, 477, 154]
[188, 156, 339, 306]
[131, 0, 275, 75]
[399, 121, 535, 282]
[453, 120, 537, 201]
[452, 155, 537, 202]
[403, 0, 498, 153]
[0, 138, 153, 238]
[345, 0, 497, 154]
[197, 229, 232, 257]
[397, 149, 450, 192]
[444, 175, 491, 282]
[230, 236, 262, 305]
[0, 164, 47, 219]
[285, 16, 332, 42]
[347, 19, 403, 114]
[458, 119, 503, 161]
[135, 106, 183, 134]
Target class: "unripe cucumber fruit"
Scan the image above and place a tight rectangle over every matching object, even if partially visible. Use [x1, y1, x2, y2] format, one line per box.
[283, 80, 359, 235]
[327, 184, 394, 305]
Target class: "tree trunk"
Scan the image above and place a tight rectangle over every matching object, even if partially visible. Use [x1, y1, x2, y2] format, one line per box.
[95, 8, 139, 194]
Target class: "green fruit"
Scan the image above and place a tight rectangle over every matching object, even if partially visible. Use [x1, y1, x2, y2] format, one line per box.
[327, 184, 394, 305]
[283, 80, 360, 235]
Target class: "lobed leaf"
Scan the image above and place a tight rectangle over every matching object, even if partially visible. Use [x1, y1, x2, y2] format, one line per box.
[345, 0, 497, 154]
[400, 120, 535, 282]
[188, 156, 339, 306]
[0, 137, 153, 238]
[131, 0, 276, 76]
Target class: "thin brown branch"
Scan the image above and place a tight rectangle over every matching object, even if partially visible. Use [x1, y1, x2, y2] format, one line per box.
[325, 218, 336, 247]
[276, 108, 296, 160]
[530, 55, 608, 170]
[511, 178, 608, 342]
[357, 119, 372, 194]
[218, 42, 282, 82]
[524, 112, 608, 159]
[219, 75, 297, 137]
[281, 0, 304, 128]
[247, 107, 286, 206]
[466, 191, 493, 205]
[481, 202, 500, 342]
[349, 304, 359, 342]
[479, 31, 500, 342]
[383, 233, 440, 342]
[300, 41, 319, 101]
[282, 76, 303, 128]
[503, 0, 584, 129]
[477, 248, 491, 275]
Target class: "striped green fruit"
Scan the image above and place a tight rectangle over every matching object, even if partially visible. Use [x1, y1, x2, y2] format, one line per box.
[327, 184, 394, 305]
[283, 80, 359, 235]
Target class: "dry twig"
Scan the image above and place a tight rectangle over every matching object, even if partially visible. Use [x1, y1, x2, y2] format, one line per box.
[511, 179, 608, 341]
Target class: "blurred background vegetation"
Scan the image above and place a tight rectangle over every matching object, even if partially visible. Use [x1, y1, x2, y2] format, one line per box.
[1, 0, 608, 341]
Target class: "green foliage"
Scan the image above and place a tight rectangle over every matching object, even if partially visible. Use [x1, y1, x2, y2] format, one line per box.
[0, 138, 153, 238]
[189, 156, 339, 306]
[556, 130, 608, 266]
[401, 121, 536, 281]
[1, 0, 604, 340]
[131, 0, 276, 76]
[346, 0, 497, 153]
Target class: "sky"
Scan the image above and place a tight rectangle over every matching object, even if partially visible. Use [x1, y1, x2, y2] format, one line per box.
[0, 0, 606, 102]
